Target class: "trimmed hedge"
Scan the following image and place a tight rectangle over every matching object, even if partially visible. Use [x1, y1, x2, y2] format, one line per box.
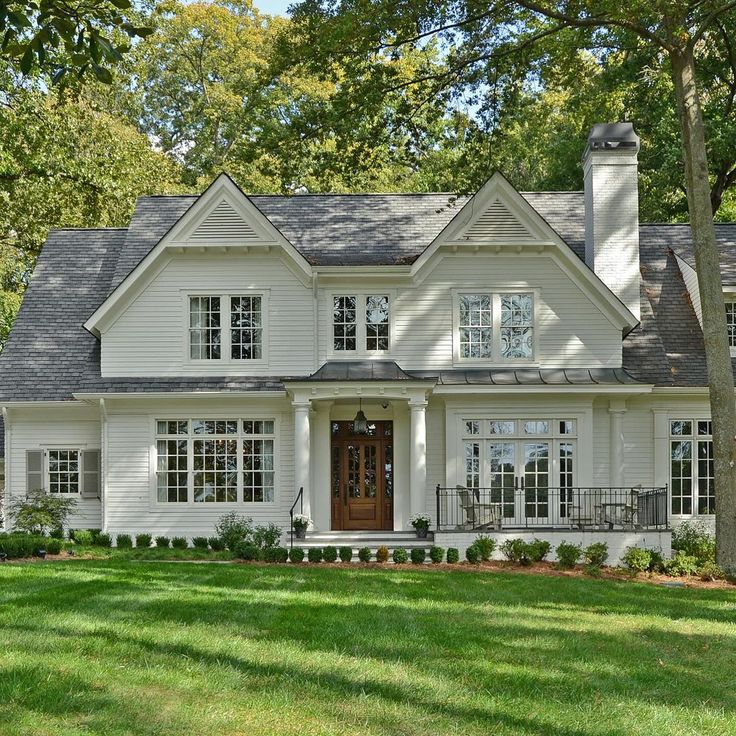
[0, 534, 49, 558]
[289, 547, 305, 563]
[446, 547, 459, 564]
[429, 546, 445, 564]
[323, 545, 338, 563]
[392, 547, 408, 564]
[95, 533, 112, 548]
[192, 537, 209, 549]
[116, 534, 133, 549]
[339, 546, 353, 562]
[155, 536, 170, 549]
[376, 545, 389, 563]
[135, 534, 152, 549]
[358, 547, 372, 563]
[410, 548, 426, 565]
[171, 537, 189, 550]
[307, 547, 323, 563]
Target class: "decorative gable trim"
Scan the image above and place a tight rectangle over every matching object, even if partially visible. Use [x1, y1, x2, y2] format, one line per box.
[84, 174, 313, 336]
[410, 172, 639, 332]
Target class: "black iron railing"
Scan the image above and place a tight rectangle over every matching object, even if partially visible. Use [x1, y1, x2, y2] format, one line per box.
[436, 485, 669, 531]
[289, 486, 304, 550]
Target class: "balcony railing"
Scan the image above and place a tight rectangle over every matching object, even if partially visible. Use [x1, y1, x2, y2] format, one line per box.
[435, 485, 669, 531]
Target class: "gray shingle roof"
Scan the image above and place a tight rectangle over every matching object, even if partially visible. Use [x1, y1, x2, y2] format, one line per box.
[306, 360, 419, 381]
[1, 186, 734, 401]
[410, 368, 641, 385]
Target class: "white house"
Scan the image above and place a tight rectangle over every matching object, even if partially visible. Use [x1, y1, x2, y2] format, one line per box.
[0, 123, 730, 560]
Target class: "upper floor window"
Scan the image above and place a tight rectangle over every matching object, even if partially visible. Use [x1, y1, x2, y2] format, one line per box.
[189, 294, 264, 362]
[726, 302, 736, 347]
[456, 292, 534, 362]
[333, 294, 390, 353]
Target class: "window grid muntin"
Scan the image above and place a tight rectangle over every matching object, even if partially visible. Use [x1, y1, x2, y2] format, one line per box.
[231, 295, 263, 360]
[333, 296, 357, 351]
[670, 418, 713, 515]
[726, 302, 736, 347]
[193, 438, 238, 503]
[157, 439, 188, 503]
[189, 296, 221, 360]
[459, 294, 492, 358]
[155, 418, 276, 504]
[365, 295, 390, 351]
[48, 449, 80, 494]
[500, 293, 534, 359]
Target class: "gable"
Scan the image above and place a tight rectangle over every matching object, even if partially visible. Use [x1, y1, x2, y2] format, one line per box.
[454, 198, 533, 242]
[190, 199, 263, 242]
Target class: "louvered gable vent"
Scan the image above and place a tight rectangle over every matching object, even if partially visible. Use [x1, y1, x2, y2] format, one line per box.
[190, 200, 262, 241]
[462, 198, 533, 242]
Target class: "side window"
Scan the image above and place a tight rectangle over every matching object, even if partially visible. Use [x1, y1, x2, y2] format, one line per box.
[333, 296, 357, 351]
[189, 296, 221, 360]
[231, 296, 262, 360]
[500, 293, 533, 359]
[365, 295, 389, 351]
[459, 294, 492, 358]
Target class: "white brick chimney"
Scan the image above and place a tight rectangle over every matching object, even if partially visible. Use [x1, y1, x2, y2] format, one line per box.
[583, 123, 641, 321]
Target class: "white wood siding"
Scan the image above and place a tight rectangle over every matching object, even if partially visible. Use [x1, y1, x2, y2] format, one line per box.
[104, 397, 295, 537]
[101, 252, 315, 376]
[674, 254, 702, 327]
[319, 255, 622, 369]
[6, 407, 102, 530]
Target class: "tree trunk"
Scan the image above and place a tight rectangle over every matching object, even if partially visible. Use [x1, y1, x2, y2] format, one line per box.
[671, 46, 736, 571]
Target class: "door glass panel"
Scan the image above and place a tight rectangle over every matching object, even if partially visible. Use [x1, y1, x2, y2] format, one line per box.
[332, 445, 341, 499]
[559, 441, 574, 518]
[524, 442, 549, 519]
[384, 444, 393, 498]
[364, 444, 377, 498]
[488, 442, 516, 518]
[347, 444, 360, 497]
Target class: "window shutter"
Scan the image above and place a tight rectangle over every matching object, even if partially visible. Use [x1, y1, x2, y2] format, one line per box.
[26, 450, 44, 491]
[81, 450, 100, 499]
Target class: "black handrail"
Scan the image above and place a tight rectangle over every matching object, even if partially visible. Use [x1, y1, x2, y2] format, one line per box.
[289, 486, 304, 550]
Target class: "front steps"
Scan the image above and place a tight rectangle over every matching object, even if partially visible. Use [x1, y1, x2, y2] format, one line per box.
[294, 530, 434, 557]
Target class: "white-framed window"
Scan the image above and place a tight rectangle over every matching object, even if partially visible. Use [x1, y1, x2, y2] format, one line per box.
[48, 449, 80, 494]
[332, 294, 391, 354]
[726, 302, 736, 348]
[155, 418, 276, 504]
[454, 291, 535, 363]
[670, 419, 714, 515]
[188, 293, 267, 363]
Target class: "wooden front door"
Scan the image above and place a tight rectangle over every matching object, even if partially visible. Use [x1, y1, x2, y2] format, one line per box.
[331, 421, 393, 530]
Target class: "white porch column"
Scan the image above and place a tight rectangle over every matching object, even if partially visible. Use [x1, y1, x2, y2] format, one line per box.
[609, 399, 626, 487]
[409, 399, 428, 523]
[293, 401, 312, 520]
[311, 401, 333, 531]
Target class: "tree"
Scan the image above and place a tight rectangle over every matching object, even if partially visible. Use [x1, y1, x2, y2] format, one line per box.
[286, 0, 736, 570]
[7, 488, 77, 535]
[1, 0, 152, 82]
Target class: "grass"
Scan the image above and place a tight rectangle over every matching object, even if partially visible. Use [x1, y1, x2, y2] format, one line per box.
[68, 545, 235, 561]
[0, 562, 734, 736]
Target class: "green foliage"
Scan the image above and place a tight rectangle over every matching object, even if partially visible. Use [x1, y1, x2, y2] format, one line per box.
[208, 537, 225, 551]
[429, 545, 445, 564]
[307, 547, 323, 563]
[446, 547, 459, 564]
[252, 523, 282, 550]
[622, 547, 652, 575]
[73, 530, 94, 546]
[357, 547, 372, 563]
[215, 513, 253, 550]
[7, 489, 77, 535]
[116, 534, 133, 549]
[135, 534, 152, 549]
[236, 542, 261, 561]
[392, 547, 408, 564]
[192, 537, 209, 549]
[269, 547, 289, 563]
[584, 543, 609, 569]
[672, 521, 716, 566]
[410, 548, 426, 565]
[665, 551, 699, 577]
[648, 549, 665, 573]
[0, 533, 47, 558]
[474, 535, 496, 561]
[288, 547, 305, 563]
[322, 545, 338, 563]
[95, 533, 112, 548]
[525, 539, 552, 563]
[699, 560, 725, 581]
[171, 537, 188, 550]
[376, 545, 389, 563]
[44, 538, 63, 555]
[49, 527, 64, 540]
[555, 542, 582, 569]
[500, 538, 527, 564]
[465, 544, 480, 564]
[338, 546, 353, 563]
[155, 536, 170, 549]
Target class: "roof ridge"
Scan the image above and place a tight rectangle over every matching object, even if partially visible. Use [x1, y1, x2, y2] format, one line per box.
[49, 227, 129, 232]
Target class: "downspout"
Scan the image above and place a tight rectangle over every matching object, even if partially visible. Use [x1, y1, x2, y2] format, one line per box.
[1, 406, 8, 532]
[312, 272, 319, 371]
[99, 398, 107, 532]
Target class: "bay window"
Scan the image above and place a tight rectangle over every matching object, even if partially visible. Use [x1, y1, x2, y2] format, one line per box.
[156, 419, 276, 503]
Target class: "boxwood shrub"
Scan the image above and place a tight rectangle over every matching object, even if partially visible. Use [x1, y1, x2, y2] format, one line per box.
[357, 547, 372, 563]
[465, 544, 481, 564]
[135, 533, 152, 549]
[338, 546, 353, 562]
[236, 542, 261, 561]
[0, 533, 45, 558]
[410, 548, 426, 565]
[376, 545, 389, 563]
[289, 547, 305, 563]
[429, 545, 445, 564]
[307, 547, 323, 563]
[555, 541, 581, 569]
[272, 546, 289, 563]
[446, 547, 459, 564]
[323, 545, 338, 563]
[392, 547, 408, 564]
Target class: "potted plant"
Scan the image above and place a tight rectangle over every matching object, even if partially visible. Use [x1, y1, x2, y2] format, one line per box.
[410, 513, 431, 539]
[292, 514, 311, 539]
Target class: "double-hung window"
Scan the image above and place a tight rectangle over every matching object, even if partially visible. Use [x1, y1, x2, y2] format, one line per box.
[333, 294, 390, 354]
[670, 419, 714, 515]
[726, 302, 736, 348]
[48, 450, 80, 494]
[189, 294, 265, 362]
[156, 419, 276, 504]
[456, 292, 535, 362]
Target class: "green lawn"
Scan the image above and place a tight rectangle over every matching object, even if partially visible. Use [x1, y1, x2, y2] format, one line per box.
[0, 562, 734, 736]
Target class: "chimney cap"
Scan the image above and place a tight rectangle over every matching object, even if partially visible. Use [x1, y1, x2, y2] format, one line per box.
[584, 122, 640, 158]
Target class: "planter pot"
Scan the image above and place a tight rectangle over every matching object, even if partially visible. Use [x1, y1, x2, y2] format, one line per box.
[294, 527, 307, 539]
[415, 527, 428, 539]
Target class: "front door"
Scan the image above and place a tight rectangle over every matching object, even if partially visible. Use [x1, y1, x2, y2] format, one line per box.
[331, 421, 393, 530]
